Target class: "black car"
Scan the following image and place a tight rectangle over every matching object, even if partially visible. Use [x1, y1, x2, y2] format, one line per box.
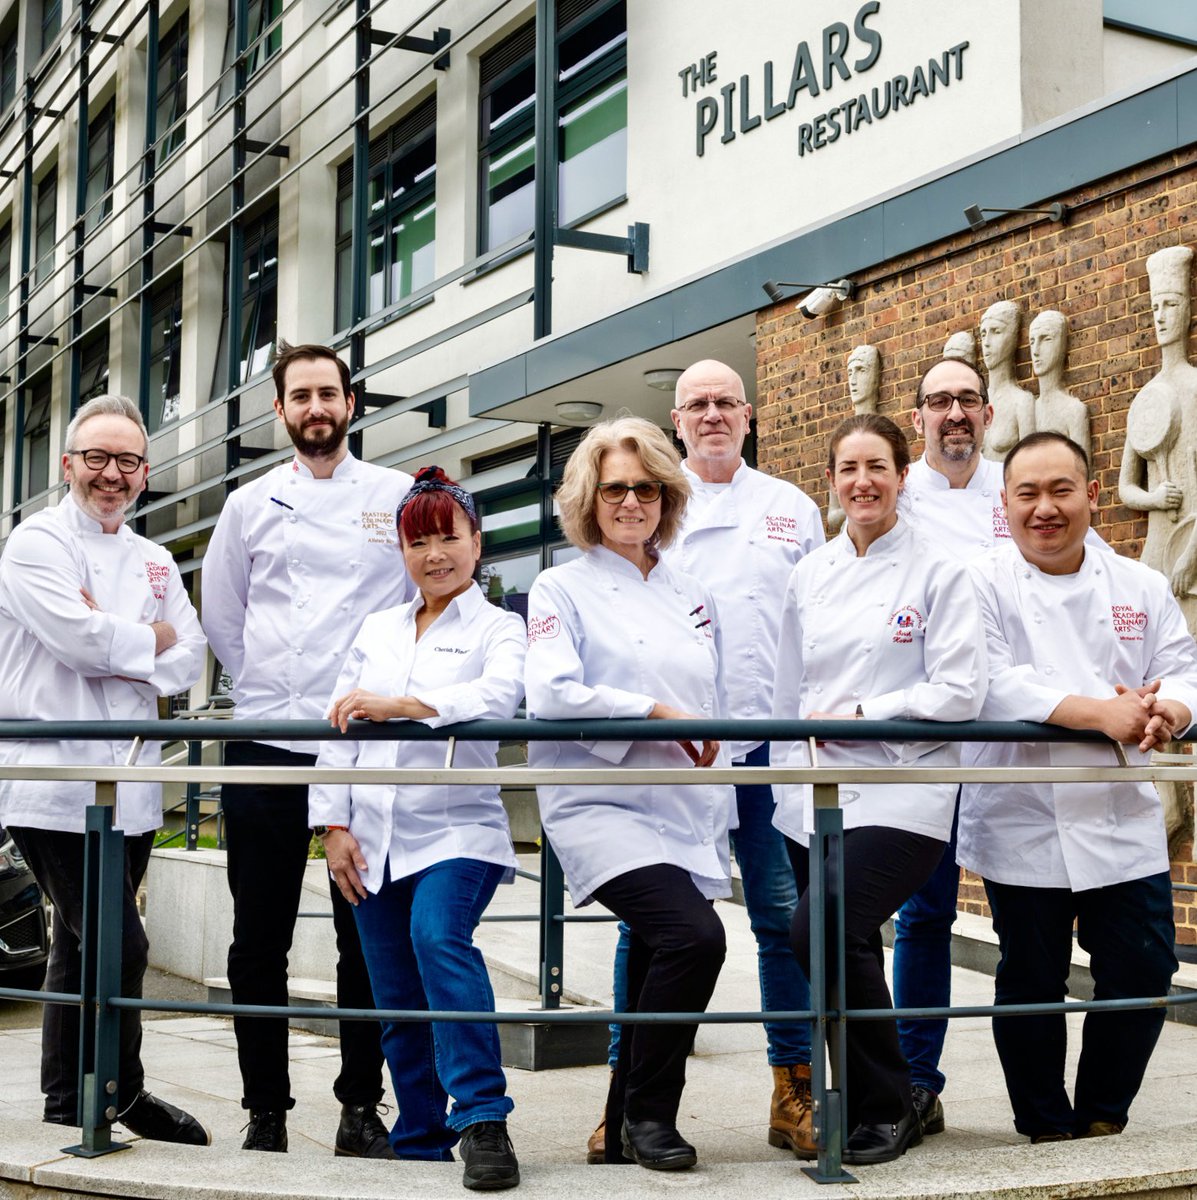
[0, 825, 49, 991]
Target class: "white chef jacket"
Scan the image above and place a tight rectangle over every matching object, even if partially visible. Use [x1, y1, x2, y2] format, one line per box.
[201, 454, 414, 750]
[662, 459, 824, 761]
[770, 516, 987, 844]
[0, 494, 206, 835]
[525, 546, 735, 907]
[309, 583, 525, 893]
[959, 542, 1197, 892]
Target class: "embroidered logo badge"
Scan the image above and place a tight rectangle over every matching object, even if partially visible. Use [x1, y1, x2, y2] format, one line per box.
[145, 561, 169, 601]
[1111, 604, 1147, 641]
[764, 514, 799, 545]
[887, 605, 925, 644]
[992, 506, 1010, 540]
[361, 510, 396, 545]
[528, 614, 561, 644]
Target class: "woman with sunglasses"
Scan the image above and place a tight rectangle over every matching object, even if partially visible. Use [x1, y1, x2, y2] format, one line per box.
[771, 413, 987, 1166]
[525, 416, 734, 1173]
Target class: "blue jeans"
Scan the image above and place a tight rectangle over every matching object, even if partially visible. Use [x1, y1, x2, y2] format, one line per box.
[984, 871, 1176, 1138]
[892, 803, 959, 1094]
[352, 857, 513, 1160]
[607, 745, 811, 1067]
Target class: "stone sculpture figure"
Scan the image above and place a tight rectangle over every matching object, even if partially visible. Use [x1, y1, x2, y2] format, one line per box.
[1119, 245, 1197, 629]
[979, 301, 1035, 461]
[829, 345, 881, 530]
[1029, 310, 1091, 466]
[943, 330, 977, 366]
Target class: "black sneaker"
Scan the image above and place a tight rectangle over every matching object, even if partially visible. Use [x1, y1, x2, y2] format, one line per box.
[336, 1103, 397, 1159]
[118, 1090, 210, 1146]
[241, 1109, 288, 1151]
[459, 1120, 520, 1191]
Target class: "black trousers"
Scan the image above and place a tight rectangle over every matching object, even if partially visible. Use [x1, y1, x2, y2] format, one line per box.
[222, 740, 384, 1112]
[8, 825, 154, 1124]
[592, 862, 726, 1158]
[786, 825, 945, 1129]
[985, 871, 1176, 1137]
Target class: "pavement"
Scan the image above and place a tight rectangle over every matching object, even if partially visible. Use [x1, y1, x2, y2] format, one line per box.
[3, 864, 1197, 1199]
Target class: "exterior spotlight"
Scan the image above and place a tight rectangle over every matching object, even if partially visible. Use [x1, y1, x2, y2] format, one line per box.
[760, 279, 855, 318]
[554, 400, 603, 424]
[964, 202, 1068, 231]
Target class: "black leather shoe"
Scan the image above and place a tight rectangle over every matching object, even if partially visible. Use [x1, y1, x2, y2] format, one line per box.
[241, 1109, 287, 1151]
[911, 1085, 945, 1135]
[459, 1120, 520, 1190]
[621, 1117, 697, 1170]
[118, 1090, 210, 1146]
[335, 1103, 396, 1159]
[842, 1110, 922, 1165]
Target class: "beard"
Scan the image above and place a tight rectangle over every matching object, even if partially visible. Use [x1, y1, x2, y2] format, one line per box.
[71, 477, 136, 523]
[937, 422, 977, 463]
[285, 412, 349, 458]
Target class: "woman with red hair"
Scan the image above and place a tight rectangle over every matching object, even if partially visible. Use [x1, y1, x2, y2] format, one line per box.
[311, 466, 525, 1191]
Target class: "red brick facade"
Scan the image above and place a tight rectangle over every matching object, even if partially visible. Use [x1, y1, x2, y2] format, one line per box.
[755, 147, 1197, 936]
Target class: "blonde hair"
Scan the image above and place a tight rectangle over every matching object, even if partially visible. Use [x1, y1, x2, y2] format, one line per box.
[556, 416, 691, 551]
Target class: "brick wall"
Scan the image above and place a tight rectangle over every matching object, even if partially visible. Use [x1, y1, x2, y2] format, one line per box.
[755, 147, 1197, 934]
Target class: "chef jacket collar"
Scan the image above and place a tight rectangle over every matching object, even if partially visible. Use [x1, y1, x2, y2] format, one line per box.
[1005, 536, 1101, 583]
[680, 458, 745, 527]
[589, 542, 663, 580]
[829, 512, 912, 560]
[290, 451, 360, 481]
[681, 458, 747, 488]
[909, 454, 992, 493]
[401, 578, 487, 628]
[58, 489, 134, 539]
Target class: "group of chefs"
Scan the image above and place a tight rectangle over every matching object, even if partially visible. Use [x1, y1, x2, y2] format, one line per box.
[0, 339, 1192, 1186]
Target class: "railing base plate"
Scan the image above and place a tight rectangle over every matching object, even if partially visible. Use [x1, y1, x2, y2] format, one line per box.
[802, 1163, 857, 1184]
[61, 1139, 131, 1158]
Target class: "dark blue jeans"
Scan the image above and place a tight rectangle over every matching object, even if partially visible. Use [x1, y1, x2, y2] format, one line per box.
[891, 804, 959, 1094]
[352, 857, 512, 1160]
[984, 870, 1176, 1138]
[607, 745, 811, 1067]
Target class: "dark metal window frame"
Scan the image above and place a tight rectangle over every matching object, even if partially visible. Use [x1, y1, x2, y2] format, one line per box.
[156, 11, 189, 161]
[34, 166, 57, 287]
[23, 370, 51, 501]
[212, 205, 279, 393]
[84, 98, 116, 234]
[0, 21, 17, 115]
[41, 0, 62, 57]
[147, 271, 183, 432]
[79, 325, 110, 400]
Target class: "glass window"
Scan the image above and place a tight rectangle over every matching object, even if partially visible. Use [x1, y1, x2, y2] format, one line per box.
[0, 221, 11, 323]
[211, 208, 278, 394]
[0, 26, 17, 114]
[479, 549, 539, 620]
[84, 101, 115, 234]
[478, 0, 626, 252]
[157, 13, 189, 160]
[147, 274, 183, 431]
[41, 0, 61, 56]
[79, 328, 109, 400]
[23, 374, 51, 499]
[334, 97, 436, 330]
[219, 0, 281, 103]
[34, 168, 56, 287]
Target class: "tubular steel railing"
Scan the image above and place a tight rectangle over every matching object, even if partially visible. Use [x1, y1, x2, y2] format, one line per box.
[0, 716, 1195, 1181]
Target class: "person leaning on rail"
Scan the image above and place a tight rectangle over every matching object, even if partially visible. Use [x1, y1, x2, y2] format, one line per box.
[0, 394, 209, 1145]
[770, 413, 987, 1167]
[311, 468, 526, 1191]
[958, 430, 1197, 1144]
[524, 415, 734, 1173]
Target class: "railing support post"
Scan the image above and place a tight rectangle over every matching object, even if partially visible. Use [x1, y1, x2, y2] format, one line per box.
[804, 782, 855, 1184]
[185, 739, 202, 851]
[63, 780, 130, 1158]
[538, 833, 564, 1010]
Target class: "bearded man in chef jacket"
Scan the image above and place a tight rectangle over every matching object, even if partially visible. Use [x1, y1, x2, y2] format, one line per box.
[960, 430, 1197, 1143]
[0, 394, 209, 1145]
[202, 343, 414, 1156]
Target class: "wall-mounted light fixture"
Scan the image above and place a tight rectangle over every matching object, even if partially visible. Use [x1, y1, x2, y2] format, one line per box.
[964, 202, 1068, 232]
[642, 368, 684, 392]
[555, 400, 603, 424]
[761, 278, 855, 318]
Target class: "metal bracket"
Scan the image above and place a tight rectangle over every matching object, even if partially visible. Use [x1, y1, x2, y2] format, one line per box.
[554, 223, 649, 274]
[372, 26, 450, 70]
[150, 221, 193, 237]
[82, 284, 118, 298]
[243, 138, 290, 159]
[444, 736, 456, 769]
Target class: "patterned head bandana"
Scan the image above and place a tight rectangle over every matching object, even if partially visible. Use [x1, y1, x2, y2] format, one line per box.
[395, 465, 478, 528]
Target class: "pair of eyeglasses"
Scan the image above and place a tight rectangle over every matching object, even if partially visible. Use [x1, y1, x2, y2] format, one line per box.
[921, 390, 986, 412]
[596, 481, 665, 504]
[69, 449, 146, 474]
[677, 397, 745, 415]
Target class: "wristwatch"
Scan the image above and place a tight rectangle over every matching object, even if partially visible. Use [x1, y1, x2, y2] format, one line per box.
[312, 825, 347, 839]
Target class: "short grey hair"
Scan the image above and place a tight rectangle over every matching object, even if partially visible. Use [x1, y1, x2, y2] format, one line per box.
[64, 395, 148, 456]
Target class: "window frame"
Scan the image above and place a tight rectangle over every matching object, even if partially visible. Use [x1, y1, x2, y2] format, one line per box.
[147, 272, 184, 431]
[156, 12, 189, 161]
[34, 167, 56, 287]
[84, 99, 116, 234]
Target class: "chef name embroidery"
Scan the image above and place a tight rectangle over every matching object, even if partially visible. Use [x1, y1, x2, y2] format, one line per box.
[888, 605, 925, 644]
[764, 514, 799, 545]
[528, 614, 561, 643]
[145, 561, 169, 600]
[361, 510, 396, 544]
[1111, 604, 1147, 641]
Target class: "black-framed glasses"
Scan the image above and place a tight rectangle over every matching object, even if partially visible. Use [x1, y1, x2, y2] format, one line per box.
[922, 390, 986, 412]
[596, 480, 665, 504]
[677, 397, 745, 415]
[69, 449, 147, 474]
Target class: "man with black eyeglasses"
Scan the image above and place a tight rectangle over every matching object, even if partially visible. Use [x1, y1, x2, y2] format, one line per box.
[0, 394, 209, 1146]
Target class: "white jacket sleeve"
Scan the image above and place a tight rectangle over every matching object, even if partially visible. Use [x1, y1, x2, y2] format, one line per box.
[1145, 575, 1197, 736]
[1, 521, 157, 680]
[413, 614, 528, 728]
[200, 495, 250, 681]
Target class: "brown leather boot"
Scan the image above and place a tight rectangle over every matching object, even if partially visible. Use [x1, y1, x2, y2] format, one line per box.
[586, 1110, 606, 1164]
[767, 1063, 817, 1159]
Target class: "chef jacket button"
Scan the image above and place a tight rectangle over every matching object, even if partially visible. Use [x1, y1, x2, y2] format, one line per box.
[807, 642, 816, 650]
[747, 648, 755, 657]
[290, 516, 297, 524]
[351, 518, 358, 525]
[297, 600, 306, 609]
[291, 559, 300, 567]
[852, 691, 861, 699]
[295, 648, 304, 656]
[294, 692, 303, 700]
[702, 702, 712, 712]
[341, 603, 349, 610]
[702, 837, 711, 845]
[1045, 666, 1054, 675]
[815, 686, 823, 694]
[657, 824, 666, 834]
[134, 570, 143, 578]
[748, 538, 755, 546]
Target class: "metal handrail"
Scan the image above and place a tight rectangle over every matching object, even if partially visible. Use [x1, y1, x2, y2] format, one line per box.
[0, 716, 1191, 1177]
